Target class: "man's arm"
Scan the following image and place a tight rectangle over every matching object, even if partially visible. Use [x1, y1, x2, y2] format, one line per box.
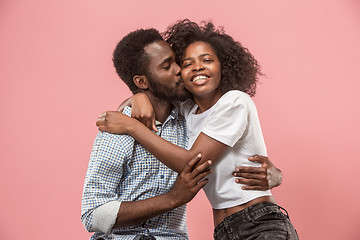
[81, 132, 211, 233]
[233, 155, 282, 190]
[113, 154, 211, 228]
[81, 131, 124, 233]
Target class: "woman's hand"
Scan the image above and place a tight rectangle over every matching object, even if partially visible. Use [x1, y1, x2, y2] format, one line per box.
[131, 93, 157, 131]
[117, 93, 157, 132]
[96, 111, 137, 135]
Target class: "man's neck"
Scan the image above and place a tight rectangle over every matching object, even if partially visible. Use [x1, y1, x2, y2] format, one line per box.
[147, 94, 172, 124]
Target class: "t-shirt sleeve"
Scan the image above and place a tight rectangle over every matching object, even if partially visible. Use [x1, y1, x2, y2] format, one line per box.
[202, 92, 251, 147]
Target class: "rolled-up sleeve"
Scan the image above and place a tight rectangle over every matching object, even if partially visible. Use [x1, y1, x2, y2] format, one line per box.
[90, 200, 121, 233]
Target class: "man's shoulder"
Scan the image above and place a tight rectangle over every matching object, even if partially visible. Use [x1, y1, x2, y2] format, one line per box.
[88, 131, 135, 174]
[122, 106, 132, 116]
[93, 130, 135, 156]
[97, 131, 134, 143]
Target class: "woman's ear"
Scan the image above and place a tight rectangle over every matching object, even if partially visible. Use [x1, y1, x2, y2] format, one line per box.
[133, 75, 149, 90]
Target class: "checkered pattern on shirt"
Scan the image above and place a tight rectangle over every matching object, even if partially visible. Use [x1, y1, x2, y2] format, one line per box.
[81, 106, 189, 240]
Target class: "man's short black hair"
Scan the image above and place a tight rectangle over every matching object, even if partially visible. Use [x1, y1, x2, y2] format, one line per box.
[113, 29, 163, 93]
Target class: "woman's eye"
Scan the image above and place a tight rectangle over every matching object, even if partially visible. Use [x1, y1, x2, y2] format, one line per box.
[204, 59, 213, 63]
[182, 62, 191, 68]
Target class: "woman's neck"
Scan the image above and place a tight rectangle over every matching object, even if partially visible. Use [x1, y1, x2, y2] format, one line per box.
[193, 91, 223, 114]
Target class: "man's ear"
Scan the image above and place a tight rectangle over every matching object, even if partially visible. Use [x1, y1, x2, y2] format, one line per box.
[133, 75, 149, 90]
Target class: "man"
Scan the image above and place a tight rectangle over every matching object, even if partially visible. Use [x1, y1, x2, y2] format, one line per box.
[82, 28, 282, 240]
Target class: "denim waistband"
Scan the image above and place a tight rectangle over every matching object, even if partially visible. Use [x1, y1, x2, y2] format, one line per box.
[214, 202, 286, 233]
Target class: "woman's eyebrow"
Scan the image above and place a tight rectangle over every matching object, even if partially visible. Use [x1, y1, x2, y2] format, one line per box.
[181, 53, 212, 63]
[182, 53, 211, 61]
[182, 57, 191, 62]
[200, 53, 211, 57]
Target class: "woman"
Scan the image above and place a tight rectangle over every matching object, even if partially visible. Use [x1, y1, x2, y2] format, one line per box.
[99, 20, 298, 240]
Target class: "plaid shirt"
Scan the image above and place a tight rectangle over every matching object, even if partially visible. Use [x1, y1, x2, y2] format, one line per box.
[81, 106, 189, 240]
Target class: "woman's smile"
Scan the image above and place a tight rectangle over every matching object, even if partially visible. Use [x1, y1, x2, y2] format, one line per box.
[191, 74, 210, 85]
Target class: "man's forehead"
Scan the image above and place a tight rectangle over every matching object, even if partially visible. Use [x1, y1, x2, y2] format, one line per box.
[144, 41, 174, 59]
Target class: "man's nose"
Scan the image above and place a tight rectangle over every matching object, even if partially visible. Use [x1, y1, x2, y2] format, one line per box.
[174, 63, 181, 75]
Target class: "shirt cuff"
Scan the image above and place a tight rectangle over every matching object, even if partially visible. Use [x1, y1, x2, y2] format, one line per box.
[91, 200, 121, 234]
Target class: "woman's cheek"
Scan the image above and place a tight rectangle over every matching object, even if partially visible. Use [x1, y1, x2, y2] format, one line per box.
[181, 70, 190, 83]
[180, 69, 185, 79]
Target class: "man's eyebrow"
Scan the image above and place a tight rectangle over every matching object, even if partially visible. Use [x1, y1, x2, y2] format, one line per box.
[160, 56, 172, 65]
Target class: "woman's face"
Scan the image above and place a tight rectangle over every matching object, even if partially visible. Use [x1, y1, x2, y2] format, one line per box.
[180, 41, 222, 99]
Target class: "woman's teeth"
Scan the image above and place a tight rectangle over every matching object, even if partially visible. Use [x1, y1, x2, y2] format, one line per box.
[193, 76, 208, 82]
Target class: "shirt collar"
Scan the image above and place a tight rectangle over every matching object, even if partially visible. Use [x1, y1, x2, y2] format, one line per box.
[155, 105, 179, 126]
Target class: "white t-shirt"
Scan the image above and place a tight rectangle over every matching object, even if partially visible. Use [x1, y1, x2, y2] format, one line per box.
[180, 90, 272, 209]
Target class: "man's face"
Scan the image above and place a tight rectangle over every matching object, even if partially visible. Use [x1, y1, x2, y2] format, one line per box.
[144, 41, 189, 102]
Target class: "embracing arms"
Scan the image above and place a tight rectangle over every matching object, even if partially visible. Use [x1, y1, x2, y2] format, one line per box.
[97, 110, 224, 173]
[97, 94, 282, 190]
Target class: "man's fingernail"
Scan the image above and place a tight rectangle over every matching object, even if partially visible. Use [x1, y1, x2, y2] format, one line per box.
[197, 153, 202, 158]
[207, 160, 212, 165]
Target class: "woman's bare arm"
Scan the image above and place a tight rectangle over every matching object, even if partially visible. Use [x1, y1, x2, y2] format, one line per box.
[97, 111, 227, 173]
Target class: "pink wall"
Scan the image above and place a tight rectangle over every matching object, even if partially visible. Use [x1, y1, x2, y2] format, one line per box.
[1, 0, 360, 239]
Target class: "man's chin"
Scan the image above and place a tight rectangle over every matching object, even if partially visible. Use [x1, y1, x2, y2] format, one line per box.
[175, 90, 191, 102]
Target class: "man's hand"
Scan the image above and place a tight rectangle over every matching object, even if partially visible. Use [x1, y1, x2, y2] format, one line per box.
[233, 155, 282, 190]
[168, 154, 212, 207]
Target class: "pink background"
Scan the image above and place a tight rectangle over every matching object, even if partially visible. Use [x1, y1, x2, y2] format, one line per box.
[1, 0, 360, 239]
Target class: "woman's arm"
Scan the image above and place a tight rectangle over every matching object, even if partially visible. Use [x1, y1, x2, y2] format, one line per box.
[116, 93, 157, 131]
[96, 111, 227, 173]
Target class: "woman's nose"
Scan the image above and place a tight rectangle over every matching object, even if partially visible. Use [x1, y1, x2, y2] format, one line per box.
[192, 61, 204, 71]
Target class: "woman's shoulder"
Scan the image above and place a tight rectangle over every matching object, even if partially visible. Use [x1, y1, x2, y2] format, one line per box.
[220, 90, 253, 104]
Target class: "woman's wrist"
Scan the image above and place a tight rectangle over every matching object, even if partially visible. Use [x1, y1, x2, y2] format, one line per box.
[124, 117, 141, 135]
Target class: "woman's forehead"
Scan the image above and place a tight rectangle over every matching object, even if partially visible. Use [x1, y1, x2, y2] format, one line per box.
[183, 41, 217, 58]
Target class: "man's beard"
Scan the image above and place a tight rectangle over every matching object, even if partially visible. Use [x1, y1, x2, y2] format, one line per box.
[175, 87, 191, 102]
[147, 77, 176, 102]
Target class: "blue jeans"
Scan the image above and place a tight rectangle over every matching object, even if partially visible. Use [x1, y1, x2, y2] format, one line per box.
[214, 202, 299, 240]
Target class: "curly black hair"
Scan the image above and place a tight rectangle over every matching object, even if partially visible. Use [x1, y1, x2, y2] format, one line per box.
[163, 19, 262, 97]
[113, 28, 163, 94]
